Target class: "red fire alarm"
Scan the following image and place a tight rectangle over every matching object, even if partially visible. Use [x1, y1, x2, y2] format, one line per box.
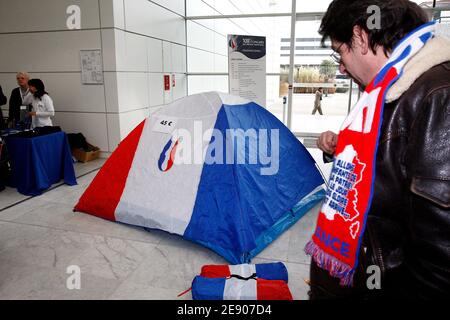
[164, 75, 170, 91]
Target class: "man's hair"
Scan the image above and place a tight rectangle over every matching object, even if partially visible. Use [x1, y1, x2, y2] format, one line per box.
[319, 0, 429, 55]
[16, 71, 30, 80]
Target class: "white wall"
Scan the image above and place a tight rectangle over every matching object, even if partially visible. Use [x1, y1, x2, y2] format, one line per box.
[0, 0, 109, 150]
[0, 0, 187, 153]
[108, 0, 187, 151]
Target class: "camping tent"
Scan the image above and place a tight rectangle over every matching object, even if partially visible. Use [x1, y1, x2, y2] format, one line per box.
[74, 92, 325, 264]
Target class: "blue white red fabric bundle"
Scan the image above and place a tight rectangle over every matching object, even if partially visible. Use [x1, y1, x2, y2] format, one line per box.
[75, 92, 325, 264]
[200, 261, 288, 282]
[192, 262, 293, 300]
[305, 22, 436, 286]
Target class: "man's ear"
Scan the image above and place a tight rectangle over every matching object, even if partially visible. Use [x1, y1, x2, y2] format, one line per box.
[352, 25, 370, 55]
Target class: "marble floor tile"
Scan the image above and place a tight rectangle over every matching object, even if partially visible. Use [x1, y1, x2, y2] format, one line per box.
[0, 262, 120, 300]
[284, 262, 311, 300]
[0, 197, 51, 222]
[0, 187, 31, 211]
[0, 150, 325, 299]
[10, 201, 78, 229]
[62, 212, 163, 245]
[252, 226, 291, 262]
[67, 235, 158, 281]
[118, 242, 227, 295]
[0, 228, 99, 271]
[0, 158, 104, 211]
[0, 221, 50, 253]
[287, 203, 321, 264]
[73, 158, 106, 177]
[108, 284, 192, 300]
[38, 177, 94, 207]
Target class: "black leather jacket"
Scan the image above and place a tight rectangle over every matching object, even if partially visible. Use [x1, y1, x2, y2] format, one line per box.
[365, 60, 450, 298]
[310, 61, 450, 299]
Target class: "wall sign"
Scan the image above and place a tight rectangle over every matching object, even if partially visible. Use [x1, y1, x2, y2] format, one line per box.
[80, 50, 103, 84]
[164, 75, 171, 91]
[228, 35, 266, 107]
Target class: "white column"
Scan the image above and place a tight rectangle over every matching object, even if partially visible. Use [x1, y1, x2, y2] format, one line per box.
[287, 0, 296, 129]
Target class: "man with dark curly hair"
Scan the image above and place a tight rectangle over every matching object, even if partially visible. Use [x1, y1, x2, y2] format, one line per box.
[307, 0, 450, 299]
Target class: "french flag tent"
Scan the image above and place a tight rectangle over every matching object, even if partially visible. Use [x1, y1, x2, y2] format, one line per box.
[74, 92, 325, 264]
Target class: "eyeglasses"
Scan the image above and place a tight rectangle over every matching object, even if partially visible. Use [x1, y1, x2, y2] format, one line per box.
[330, 42, 344, 64]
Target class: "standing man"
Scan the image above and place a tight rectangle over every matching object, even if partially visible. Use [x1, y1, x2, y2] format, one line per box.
[312, 87, 323, 115]
[0, 85, 7, 189]
[0, 85, 6, 130]
[306, 0, 450, 299]
[8, 72, 31, 128]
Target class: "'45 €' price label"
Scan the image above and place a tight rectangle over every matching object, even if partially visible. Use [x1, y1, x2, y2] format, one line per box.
[152, 116, 178, 134]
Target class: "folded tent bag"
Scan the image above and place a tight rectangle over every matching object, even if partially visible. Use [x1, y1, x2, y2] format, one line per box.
[192, 262, 293, 300]
[200, 262, 288, 282]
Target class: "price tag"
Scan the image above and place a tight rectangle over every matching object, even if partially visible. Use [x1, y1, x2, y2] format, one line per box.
[152, 116, 177, 134]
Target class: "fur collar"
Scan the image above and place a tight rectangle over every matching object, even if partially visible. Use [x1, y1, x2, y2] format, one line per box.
[386, 36, 450, 103]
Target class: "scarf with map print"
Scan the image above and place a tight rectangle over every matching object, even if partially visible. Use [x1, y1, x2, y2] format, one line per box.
[305, 21, 436, 286]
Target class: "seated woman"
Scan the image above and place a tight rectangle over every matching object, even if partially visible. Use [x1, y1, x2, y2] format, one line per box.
[25, 79, 54, 129]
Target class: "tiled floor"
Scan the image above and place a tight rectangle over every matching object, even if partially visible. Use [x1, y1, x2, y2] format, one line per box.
[0, 149, 332, 300]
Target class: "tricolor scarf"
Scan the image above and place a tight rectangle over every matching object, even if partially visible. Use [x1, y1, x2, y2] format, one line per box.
[305, 21, 436, 286]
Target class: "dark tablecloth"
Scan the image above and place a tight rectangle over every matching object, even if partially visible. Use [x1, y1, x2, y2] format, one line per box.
[5, 131, 77, 195]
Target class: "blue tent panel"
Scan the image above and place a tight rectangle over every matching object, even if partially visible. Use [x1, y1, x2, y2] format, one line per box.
[184, 102, 325, 263]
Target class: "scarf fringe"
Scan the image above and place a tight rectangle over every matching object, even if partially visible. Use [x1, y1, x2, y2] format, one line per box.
[305, 241, 355, 287]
